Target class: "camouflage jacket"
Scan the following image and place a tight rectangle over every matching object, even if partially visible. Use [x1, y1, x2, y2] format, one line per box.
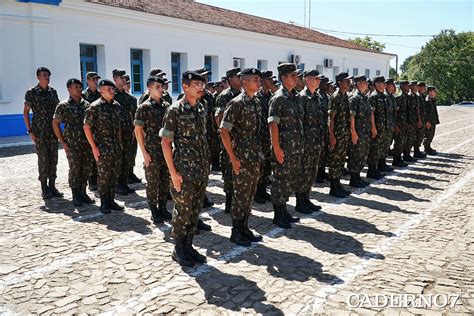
[299, 87, 324, 150]
[114, 89, 137, 133]
[81, 87, 101, 104]
[329, 89, 351, 139]
[349, 90, 373, 139]
[215, 86, 241, 117]
[24, 84, 59, 138]
[396, 93, 410, 127]
[417, 92, 427, 123]
[368, 90, 388, 133]
[407, 93, 418, 125]
[53, 97, 90, 147]
[425, 96, 440, 125]
[384, 91, 397, 130]
[221, 92, 263, 163]
[255, 89, 272, 152]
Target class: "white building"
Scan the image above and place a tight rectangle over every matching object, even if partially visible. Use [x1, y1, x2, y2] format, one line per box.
[0, 0, 395, 137]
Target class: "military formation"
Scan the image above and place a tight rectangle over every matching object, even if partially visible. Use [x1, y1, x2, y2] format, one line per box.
[23, 63, 440, 267]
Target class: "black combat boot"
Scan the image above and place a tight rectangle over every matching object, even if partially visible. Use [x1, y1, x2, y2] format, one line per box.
[283, 204, 300, 223]
[357, 172, 370, 187]
[304, 191, 321, 212]
[272, 204, 291, 229]
[184, 234, 207, 263]
[295, 192, 312, 214]
[366, 165, 382, 180]
[337, 178, 351, 195]
[242, 213, 262, 242]
[392, 155, 407, 167]
[41, 181, 53, 199]
[127, 168, 142, 183]
[172, 238, 195, 267]
[329, 179, 346, 198]
[403, 151, 416, 162]
[88, 175, 98, 191]
[315, 167, 326, 183]
[224, 194, 232, 213]
[197, 219, 212, 232]
[425, 145, 437, 155]
[49, 178, 63, 197]
[378, 158, 394, 172]
[230, 220, 251, 246]
[116, 178, 128, 195]
[80, 185, 95, 204]
[349, 172, 365, 188]
[253, 184, 267, 204]
[109, 193, 124, 211]
[202, 194, 214, 208]
[158, 199, 172, 220]
[414, 147, 426, 158]
[150, 204, 164, 225]
[72, 189, 83, 207]
[99, 195, 111, 214]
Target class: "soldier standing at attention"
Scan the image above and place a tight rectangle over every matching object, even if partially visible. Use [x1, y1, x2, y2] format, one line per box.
[215, 68, 241, 214]
[23, 67, 62, 200]
[348, 76, 376, 190]
[327, 72, 353, 197]
[268, 63, 303, 229]
[296, 69, 325, 213]
[404, 81, 419, 162]
[220, 68, 264, 246]
[367, 76, 388, 180]
[84, 79, 124, 214]
[53, 78, 95, 207]
[381, 78, 397, 171]
[392, 80, 410, 166]
[315, 76, 331, 183]
[423, 86, 439, 155]
[134, 76, 172, 225]
[414, 81, 428, 158]
[82, 72, 101, 191]
[160, 71, 209, 267]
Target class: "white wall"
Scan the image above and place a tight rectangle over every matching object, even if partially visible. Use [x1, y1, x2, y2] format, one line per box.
[0, 0, 393, 116]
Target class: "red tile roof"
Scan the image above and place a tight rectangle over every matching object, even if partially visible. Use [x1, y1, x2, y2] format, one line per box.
[86, 0, 393, 56]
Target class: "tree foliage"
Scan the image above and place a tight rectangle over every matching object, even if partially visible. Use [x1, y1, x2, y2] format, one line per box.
[348, 36, 386, 52]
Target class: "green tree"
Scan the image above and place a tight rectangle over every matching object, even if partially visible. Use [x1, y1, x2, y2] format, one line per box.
[389, 67, 397, 79]
[348, 36, 386, 52]
[401, 29, 474, 104]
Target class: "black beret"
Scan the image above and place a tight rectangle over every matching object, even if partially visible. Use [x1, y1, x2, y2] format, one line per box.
[146, 76, 165, 86]
[239, 68, 261, 76]
[98, 79, 115, 88]
[353, 75, 367, 83]
[36, 67, 51, 76]
[261, 71, 275, 80]
[149, 68, 162, 76]
[335, 72, 353, 82]
[112, 68, 126, 77]
[427, 85, 436, 92]
[163, 78, 171, 84]
[182, 71, 205, 82]
[373, 76, 386, 84]
[320, 76, 329, 83]
[417, 81, 426, 86]
[303, 69, 322, 77]
[195, 68, 211, 75]
[86, 72, 100, 80]
[277, 63, 297, 76]
[296, 69, 304, 77]
[221, 77, 228, 81]
[273, 79, 281, 86]
[66, 78, 83, 88]
[409, 80, 418, 85]
[226, 68, 241, 78]
[399, 80, 409, 85]
[123, 75, 130, 83]
[385, 78, 395, 85]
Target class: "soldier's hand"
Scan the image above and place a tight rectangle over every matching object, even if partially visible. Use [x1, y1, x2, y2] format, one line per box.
[171, 172, 183, 192]
[92, 146, 100, 162]
[352, 133, 359, 145]
[371, 128, 377, 139]
[329, 135, 336, 150]
[274, 146, 284, 164]
[395, 126, 400, 134]
[29, 132, 37, 144]
[426, 122, 432, 129]
[417, 120, 423, 129]
[231, 157, 241, 175]
[143, 151, 152, 168]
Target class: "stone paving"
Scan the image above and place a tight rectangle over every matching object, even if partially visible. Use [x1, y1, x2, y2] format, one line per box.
[0, 106, 473, 315]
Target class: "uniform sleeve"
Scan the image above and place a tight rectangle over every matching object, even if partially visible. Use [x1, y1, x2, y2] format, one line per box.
[52, 89, 60, 104]
[159, 107, 177, 140]
[267, 96, 283, 124]
[84, 106, 96, 127]
[134, 105, 146, 127]
[328, 94, 341, 115]
[220, 101, 239, 131]
[349, 96, 358, 116]
[24, 89, 33, 107]
[53, 103, 65, 122]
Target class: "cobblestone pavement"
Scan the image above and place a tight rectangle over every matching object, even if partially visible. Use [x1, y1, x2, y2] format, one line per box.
[0, 106, 473, 315]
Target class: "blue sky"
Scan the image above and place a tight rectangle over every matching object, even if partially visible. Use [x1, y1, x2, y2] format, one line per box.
[197, 0, 473, 71]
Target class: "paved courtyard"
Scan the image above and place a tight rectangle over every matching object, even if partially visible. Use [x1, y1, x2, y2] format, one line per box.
[0, 106, 473, 315]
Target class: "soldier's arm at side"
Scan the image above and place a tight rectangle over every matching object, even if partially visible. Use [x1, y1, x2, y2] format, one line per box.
[328, 112, 336, 149]
[350, 115, 358, 144]
[23, 90, 36, 142]
[160, 108, 182, 192]
[370, 112, 377, 138]
[52, 118, 68, 154]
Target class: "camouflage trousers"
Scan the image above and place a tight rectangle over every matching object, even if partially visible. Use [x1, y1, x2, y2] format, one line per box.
[423, 125, 437, 148]
[97, 153, 120, 196]
[298, 148, 321, 192]
[67, 143, 93, 190]
[271, 154, 302, 205]
[382, 128, 394, 158]
[209, 130, 220, 166]
[257, 143, 272, 187]
[393, 126, 408, 157]
[35, 137, 58, 182]
[318, 134, 329, 174]
[414, 125, 425, 148]
[368, 130, 386, 166]
[171, 180, 207, 239]
[328, 133, 350, 180]
[220, 149, 233, 195]
[130, 138, 138, 169]
[144, 153, 170, 207]
[119, 132, 134, 179]
[348, 137, 370, 173]
[231, 161, 260, 222]
[404, 124, 416, 152]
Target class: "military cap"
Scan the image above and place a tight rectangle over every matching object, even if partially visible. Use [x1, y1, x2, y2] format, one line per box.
[277, 63, 297, 76]
[221, 76, 228, 81]
[147, 76, 165, 86]
[36, 67, 51, 76]
[238, 68, 261, 76]
[353, 75, 367, 83]
[373, 76, 386, 84]
[409, 80, 417, 85]
[385, 78, 395, 85]
[320, 76, 329, 83]
[273, 79, 281, 87]
[226, 68, 241, 78]
[66, 78, 83, 88]
[163, 78, 171, 84]
[98, 79, 115, 88]
[427, 85, 436, 92]
[367, 79, 373, 85]
[149, 68, 162, 76]
[123, 74, 130, 83]
[261, 71, 275, 80]
[112, 68, 126, 77]
[196, 68, 212, 75]
[303, 69, 322, 77]
[417, 81, 426, 86]
[182, 71, 205, 82]
[327, 80, 334, 85]
[399, 80, 409, 85]
[296, 69, 304, 77]
[86, 71, 101, 80]
[335, 72, 353, 82]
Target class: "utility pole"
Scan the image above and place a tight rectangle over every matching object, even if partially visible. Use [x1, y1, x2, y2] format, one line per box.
[304, 0, 306, 27]
[308, 0, 311, 28]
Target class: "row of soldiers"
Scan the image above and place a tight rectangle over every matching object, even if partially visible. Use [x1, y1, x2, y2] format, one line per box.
[23, 63, 439, 267]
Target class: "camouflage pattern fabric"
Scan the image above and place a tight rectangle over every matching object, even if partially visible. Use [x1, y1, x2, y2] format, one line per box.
[367, 90, 388, 165]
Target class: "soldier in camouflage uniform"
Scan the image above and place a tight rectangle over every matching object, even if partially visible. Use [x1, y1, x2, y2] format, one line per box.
[367, 76, 388, 180]
[82, 72, 101, 192]
[348, 75, 376, 190]
[392, 80, 410, 166]
[327, 72, 353, 197]
[315, 76, 331, 183]
[423, 86, 439, 155]
[414, 81, 428, 158]
[135, 76, 172, 225]
[160, 71, 209, 267]
[220, 68, 264, 246]
[84, 79, 124, 214]
[268, 63, 303, 229]
[253, 70, 276, 204]
[53, 78, 95, 207]
[215, 67, 241, 214]
[112, 69, 137, 195]
[139, 68, 172, 106]
[296, 69, 325, 212]
[403, 81, 419, 162]
[23, 67, 62, 199]
[381, 78, 397, 171]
